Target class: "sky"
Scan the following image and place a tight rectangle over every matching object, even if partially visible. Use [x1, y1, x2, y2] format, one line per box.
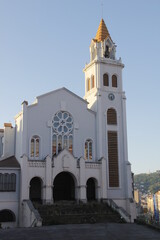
[0, 0, 160, 174]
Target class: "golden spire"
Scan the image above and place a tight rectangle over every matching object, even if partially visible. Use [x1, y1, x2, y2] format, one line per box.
[94, 18, 112, 42]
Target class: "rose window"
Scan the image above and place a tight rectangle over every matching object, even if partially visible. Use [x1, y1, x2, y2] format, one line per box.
[52, 111, 73, 155]
[53, 111, 73, 135]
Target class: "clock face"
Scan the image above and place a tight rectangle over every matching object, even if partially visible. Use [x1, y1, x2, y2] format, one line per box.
[108, 93, 115, 101]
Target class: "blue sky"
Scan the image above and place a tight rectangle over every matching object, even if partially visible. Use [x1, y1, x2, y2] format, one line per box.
[0, 0, 160, 174]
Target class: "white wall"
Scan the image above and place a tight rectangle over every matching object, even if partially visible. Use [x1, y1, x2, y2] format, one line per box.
[0, 168, 20, 228]
[24, 88, 96, 161]
[0, 126, 15, 159]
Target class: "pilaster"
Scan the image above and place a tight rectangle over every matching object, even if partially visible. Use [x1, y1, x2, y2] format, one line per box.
[21, 101, 28, 156]
[79, 157, 87, 202]
[44, 155, 53, 204]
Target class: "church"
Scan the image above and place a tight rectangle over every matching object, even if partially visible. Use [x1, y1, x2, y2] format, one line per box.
[0, 19, 136, 228]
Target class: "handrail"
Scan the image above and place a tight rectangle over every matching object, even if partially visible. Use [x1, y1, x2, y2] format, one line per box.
[106, 199, 131, 223]
[23, 200, 42, 227]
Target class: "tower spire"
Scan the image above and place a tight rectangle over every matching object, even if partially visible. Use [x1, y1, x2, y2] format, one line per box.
[94, 18, 112, 43]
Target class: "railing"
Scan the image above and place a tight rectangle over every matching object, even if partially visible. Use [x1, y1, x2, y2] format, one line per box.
[106, 199, 131, 223]
[22, 200, 42, 227]
[28, 160, 46, 168]
[85, 162, 101, 169]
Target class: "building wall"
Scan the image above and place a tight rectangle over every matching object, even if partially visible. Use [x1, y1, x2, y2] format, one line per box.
[0, 125, 15, 160]
[0, 168, 20, 228]
[20, 89, 96, 161]
[15, 113, 23, 163]
[0, 132, 4, 157]
[84, 57, 132, 201]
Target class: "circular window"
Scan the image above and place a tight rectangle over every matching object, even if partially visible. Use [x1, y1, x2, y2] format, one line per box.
[53, 111, 73, 134]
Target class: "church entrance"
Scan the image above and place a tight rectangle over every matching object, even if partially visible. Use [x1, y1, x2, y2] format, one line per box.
[86, 178, 96, 201]
[53, 172, 75, 201]
[29, 177, 42, 203]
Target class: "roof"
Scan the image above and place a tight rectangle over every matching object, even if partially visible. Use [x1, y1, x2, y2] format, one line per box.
[0, 156, 20, 168]
[36, 87, 88, 105]
[94, 18, 112, 43]
[4, 123, 13, 128]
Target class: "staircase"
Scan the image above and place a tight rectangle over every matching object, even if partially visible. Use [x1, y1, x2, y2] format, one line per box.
[34, 201, 126, 225]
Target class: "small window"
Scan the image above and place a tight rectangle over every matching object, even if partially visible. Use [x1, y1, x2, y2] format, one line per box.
[87, 78, 91, 91]
[104, 45, 109, 58]
[107, 108, 117, 125]
[69, 135, 73, 154]
[91, 75, 95, 89]
[52, 135, 57, 155]
[103, 74, 109, 86]
[112, 75, 117, 87]
[85, 139, 93, 160]
[30, 135, 40, 158]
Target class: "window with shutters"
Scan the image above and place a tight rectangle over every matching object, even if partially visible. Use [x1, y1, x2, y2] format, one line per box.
[103, 73, 109, 86]
[107, 108, 117, 125]
[112, 75, 117, 87]
[0, 173, 16, 192]
[108, 131, 119, 187]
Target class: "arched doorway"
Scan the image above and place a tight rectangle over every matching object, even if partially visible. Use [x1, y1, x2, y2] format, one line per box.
[53, 172, 75, 201]
[0, 209, 16, 222]
[86, 178, 96, 201]
[29, 177, 42, 202]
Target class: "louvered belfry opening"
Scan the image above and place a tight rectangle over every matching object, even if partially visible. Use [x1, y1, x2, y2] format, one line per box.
[112, 75, 117, 87]
[103, 73, 109, 86]
[108, 131, 119, 187]
[107, 108, 117, 125]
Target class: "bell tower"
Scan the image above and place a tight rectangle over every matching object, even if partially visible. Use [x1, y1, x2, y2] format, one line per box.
[84, 18, 123, 104]
[83, 19, 131, 199]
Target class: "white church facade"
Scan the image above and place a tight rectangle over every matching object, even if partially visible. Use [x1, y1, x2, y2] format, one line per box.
[0, 19, 136, 228]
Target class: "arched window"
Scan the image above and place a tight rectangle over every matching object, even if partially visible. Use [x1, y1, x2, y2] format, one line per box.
[87, 78, 91, 91]
[85, 139, 93, 160]
[104, 45, 109, 58]
[91, 75, 95, 89]
[103, 73, 109, 86]
[107, 108, 117, 125]
[52, 111, 73, 155]
[112, 75, 117, 87]
[30, 135, 40, 158]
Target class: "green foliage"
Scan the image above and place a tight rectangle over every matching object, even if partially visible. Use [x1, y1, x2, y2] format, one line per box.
[134, 171, 160, 194]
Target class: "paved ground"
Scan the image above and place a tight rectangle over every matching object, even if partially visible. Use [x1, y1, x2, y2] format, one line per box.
[0, 223, 160, 240]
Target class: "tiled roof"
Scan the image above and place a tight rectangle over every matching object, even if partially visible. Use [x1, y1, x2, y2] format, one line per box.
[94, 18, 112, 42]
[0, 156, 20, 168]
[4, 123, 12, 128]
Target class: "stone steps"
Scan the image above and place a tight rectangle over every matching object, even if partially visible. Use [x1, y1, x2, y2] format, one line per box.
[35, 201, 125, 225]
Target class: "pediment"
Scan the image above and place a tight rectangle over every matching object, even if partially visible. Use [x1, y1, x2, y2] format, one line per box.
[36, 87, 87, 105]
[53, 149, 77, 169]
